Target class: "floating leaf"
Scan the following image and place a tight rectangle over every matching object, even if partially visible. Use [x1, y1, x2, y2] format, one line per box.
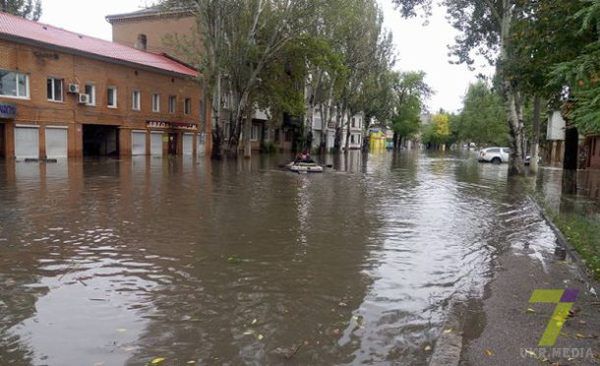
[257, 334, 264, 341]
[424, 345, 432, 351]
[526, 308, 536, 313]
[251, 319, 257, 325]
[484, 349, 494, 357]
[576, 333, 586, 339]
[150, 358, 166, 365]
[443, 328, 453, 334]
[186, 361, 196, 364]
[116, 328, 127, 333]
[524, 350, 537, 357]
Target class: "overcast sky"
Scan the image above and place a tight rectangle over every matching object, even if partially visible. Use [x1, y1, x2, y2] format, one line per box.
[40, 0, 490, 113]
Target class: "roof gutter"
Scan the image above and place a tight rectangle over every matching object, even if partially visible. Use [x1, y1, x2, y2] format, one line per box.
[106, 9, 194, 23]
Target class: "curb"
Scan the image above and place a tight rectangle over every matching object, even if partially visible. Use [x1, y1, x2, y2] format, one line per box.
[429, 303, 463, 366]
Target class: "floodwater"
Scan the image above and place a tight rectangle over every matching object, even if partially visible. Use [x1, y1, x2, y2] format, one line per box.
[0, 151, 558, 365]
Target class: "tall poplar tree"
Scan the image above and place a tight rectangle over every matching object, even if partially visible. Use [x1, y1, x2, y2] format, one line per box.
[0, 0, 42, 21]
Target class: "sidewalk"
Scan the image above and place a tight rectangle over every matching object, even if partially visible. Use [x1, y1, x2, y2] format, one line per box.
[459, 247, 600, 365]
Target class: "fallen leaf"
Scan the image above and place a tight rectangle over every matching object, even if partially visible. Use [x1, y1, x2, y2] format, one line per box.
[251, 319, 257, 325]
[243, 329, 255, 335]
[150, 358, 166, 365]
[526, 308, 536, 313]
[484, 349, 494, 357]
[424, 345, 432, 352]
[116, 328, 127, 333]
[443, 328, 453, 334]
[524, 350, 537, 357]
[257, 334, 264, 341]
[576, 333, 586, 339]
[186, 361, 196, 364]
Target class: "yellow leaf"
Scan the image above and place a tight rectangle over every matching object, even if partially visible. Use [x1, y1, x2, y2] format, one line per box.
[526, 308, 536, 313]
[443, 328, 453, 334]
[151, 357, 166, 365]
[576, 333, 586, 339]
[484, 349, 494, 357]
[257, 334, 264, 341]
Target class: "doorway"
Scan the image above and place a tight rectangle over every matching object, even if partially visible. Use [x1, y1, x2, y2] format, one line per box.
[83, 124, 119, 157]
[168, 133, 178, 155]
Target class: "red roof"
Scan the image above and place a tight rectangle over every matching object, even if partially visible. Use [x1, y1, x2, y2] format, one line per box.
[0, 11, 198, 77]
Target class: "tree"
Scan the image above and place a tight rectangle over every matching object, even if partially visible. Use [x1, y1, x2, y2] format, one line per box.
[1, 0, 42, 20]
[454, 80, 508, 147]
[393, 0, 531, 174]
[390, 71, 432, 148]
[551, 0, 600, 136]
[422, 112, 451, 148]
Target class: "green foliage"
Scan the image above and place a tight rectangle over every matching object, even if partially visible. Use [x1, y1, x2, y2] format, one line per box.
[453, 81, 509, 146]
[391, 71, 432, 139]
[0, 0, 42, 20]
[422, 112, 451, 145]
[550, 0, 600, 135]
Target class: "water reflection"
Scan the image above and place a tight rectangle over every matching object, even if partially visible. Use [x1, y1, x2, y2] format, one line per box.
[0, 152, 560, 365]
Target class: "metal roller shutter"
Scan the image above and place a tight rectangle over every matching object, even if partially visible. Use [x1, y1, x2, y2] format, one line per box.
[45, 127, 68, 158]
[15, 126, 39, 159]
[132, 131, 146, 156]
[151, 132, 163, 156]
[183, 133, 193, 155]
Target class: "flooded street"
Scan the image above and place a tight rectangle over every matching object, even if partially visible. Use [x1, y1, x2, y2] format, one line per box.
[0, 152, 558, 365]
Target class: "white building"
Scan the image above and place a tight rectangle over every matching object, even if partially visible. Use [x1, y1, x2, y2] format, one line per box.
[310, 107, 364, 151]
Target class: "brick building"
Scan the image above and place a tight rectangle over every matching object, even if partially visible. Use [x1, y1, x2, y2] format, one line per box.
[0, 11, 209, 161]
[107, 6, 292, 153]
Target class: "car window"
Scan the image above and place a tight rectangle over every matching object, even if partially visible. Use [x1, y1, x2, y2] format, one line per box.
[503, 148, 511, 154]
[487, 148, 500, 153]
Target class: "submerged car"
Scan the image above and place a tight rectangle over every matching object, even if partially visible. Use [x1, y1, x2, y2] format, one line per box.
[478, 147, 511, 164]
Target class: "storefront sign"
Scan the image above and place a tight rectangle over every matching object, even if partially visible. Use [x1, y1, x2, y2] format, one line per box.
[0, 103, 16, 119]
[147, 121, 198, 131]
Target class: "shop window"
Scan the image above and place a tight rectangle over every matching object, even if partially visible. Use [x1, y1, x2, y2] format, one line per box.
[84, 84, 96, 106]
[47, 77, 63, 102]
[107, 86, 117, 108]
[0, 69, 28, 98]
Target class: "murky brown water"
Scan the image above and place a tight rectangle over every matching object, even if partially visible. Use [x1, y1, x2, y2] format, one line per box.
[0, 151, 557, 365]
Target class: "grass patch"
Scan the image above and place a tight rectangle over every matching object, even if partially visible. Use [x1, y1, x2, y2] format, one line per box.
[547, 211, 600, 281]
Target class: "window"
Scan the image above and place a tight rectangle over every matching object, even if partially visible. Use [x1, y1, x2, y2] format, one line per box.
[107, 86, 117, 108]
[352, 117, 356, 128]
[47, 77, 63, 102]
[0, 69, 29, 98]
[168, 95, 177, 113]
[137, 34, 147, 51]
[152, 93, 160, 112]
[184, 98, 192, 115]
[84, 84, 96, 106]
[251, 124, 260, 141]
[132, 90, 141, 111]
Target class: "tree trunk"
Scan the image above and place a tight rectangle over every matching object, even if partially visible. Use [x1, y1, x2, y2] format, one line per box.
[211, 73, 223, 160]
[243, 115, 252, 158]
[499, 0, 526, 175]
[530, 95, 541, 173]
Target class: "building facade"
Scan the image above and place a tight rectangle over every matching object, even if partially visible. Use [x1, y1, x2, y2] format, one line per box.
[107, 6, 279, 153]
[0, 12, 209, 161]
[310, 108, 364, 152]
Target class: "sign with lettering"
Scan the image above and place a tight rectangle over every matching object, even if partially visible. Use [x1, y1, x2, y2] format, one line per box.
[147, 121, 198, 131]
[0, 103, 16, 119]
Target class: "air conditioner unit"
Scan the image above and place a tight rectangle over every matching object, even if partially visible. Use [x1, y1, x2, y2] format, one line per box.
[78, 94, 90, 104]
[68, 83, 80, 94]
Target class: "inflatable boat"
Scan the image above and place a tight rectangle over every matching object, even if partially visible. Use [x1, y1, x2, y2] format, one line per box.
[287, 162, 324, 173]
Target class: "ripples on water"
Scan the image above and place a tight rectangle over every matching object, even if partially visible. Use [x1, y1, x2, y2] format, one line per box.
[0, 152, 556, 365]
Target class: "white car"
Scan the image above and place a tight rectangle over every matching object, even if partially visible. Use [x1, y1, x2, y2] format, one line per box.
[478, 147, 510, 164]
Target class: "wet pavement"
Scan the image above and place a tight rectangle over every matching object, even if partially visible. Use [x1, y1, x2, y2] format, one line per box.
[0, 151, 596, 365]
